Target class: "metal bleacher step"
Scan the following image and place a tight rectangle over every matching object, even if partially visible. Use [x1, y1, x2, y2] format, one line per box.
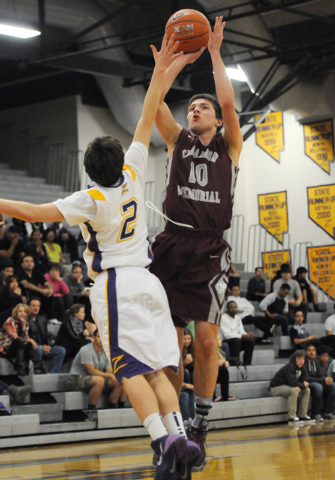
[21, 373, 70, 393]
[39, 421, 96, 434]
[228, 364, 283, 382]
[0, 413, 40, 437]
[229, 381, 270, 399]
[10, 403, 64, 423]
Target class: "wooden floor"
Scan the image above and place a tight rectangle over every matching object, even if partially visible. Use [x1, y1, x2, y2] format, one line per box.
[1, 422, 335, 480]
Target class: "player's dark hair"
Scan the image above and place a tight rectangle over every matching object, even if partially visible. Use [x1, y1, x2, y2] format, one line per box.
[188, 94, 223, 133]
[84, 136, 125, 187]
[296, 266, 307, 275]
[280, 283, 291, 291]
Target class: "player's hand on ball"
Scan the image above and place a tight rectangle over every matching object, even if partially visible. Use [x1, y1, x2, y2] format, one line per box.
[150, 34, 183, 70]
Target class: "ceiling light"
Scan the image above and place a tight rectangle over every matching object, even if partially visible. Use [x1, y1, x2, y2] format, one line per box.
[0, 23, 41, 39]
[226, 67, 248, 83]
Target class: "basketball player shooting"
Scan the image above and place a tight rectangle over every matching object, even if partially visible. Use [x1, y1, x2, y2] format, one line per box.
[0, 35, 201, 480]
[150, 17, 243, 466]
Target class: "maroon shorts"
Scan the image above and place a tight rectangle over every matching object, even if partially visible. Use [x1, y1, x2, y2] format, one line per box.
[150, 224, 231, 326]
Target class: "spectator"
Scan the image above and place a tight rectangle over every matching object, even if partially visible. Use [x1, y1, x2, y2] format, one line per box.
[325, 304, 335, 336]
[316, 345, 332, 376]
[269, 350, 314, 426]
[0, 213, 5, 241]
[25, 229, 50, 274]
[64, 264, 92, 327]
[293, 266, 320, 312]
[0, 261, 14, 291]
[0, 225, 25, 268]
[273, 264, 308, 323]
[228, 285, 255, 323]
[304, 343, 335, 422]
[57, 227, 79, 263]
[0, 304, 36, 375]
[67, 329, 124, 409]
[45, 264, 72, 322]
[43, 228, 71, 276]
[269, 267, 282, 293]
[28, 298, 66, 373]
[258, 284, 291, 341]
[289, 310, 335, 357]
[227, 263, 240, 291]
[182, 328, 194, 385]
[0, 275, 25, 327]
[16, 255, 54, 319]
[247, 267, 267, 302]
[12, 218, 28, 243]
[219, 301, 254, 366]
[0, 380, 31, 404]
[214, 336, 237, 402]
[55, 303, 92, 360]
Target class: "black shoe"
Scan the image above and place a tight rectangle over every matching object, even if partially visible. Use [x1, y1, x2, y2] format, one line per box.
[186, 421, 208, 467]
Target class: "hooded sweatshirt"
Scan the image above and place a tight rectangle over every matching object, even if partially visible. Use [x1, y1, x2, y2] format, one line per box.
[270, 351, 308, 389]
[304, 357, 326, 385]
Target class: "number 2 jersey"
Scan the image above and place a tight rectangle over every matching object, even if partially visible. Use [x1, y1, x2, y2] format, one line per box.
[54, 142, 152, 280]
[163, 128, 239, 232]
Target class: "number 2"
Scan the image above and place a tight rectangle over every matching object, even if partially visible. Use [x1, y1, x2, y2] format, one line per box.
[118, 198, 137, 242]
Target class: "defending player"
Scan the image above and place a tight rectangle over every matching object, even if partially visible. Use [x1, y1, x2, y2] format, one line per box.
[0, 36, 200, 480]
[150, 17, 243, 465]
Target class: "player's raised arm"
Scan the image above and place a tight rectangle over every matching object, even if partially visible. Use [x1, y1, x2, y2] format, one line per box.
[155, 48, 205, 155]
[0, 201, 64, 223]
[208, 17, 243, 166]
[133, 34, 183, 149]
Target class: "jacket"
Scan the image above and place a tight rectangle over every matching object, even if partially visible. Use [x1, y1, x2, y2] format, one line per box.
[270, 351, 308, 389]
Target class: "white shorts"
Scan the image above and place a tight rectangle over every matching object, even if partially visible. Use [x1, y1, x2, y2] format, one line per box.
[90, 266, 180, 382]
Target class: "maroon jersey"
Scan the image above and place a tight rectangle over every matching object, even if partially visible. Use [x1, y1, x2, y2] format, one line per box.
[163, 128, 239, 232]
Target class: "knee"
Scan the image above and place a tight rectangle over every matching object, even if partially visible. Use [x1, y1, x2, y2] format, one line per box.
[92, 376, 104, 390]
[194, 336, 216, 358]
[290, 388, 299, 399]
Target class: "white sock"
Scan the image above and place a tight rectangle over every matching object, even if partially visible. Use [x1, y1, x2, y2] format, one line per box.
[143, 413, 168, 441]
[163, 411, 187, 438]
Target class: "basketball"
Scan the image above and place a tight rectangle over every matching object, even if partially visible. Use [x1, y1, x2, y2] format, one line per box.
[165, 9, 210, 54]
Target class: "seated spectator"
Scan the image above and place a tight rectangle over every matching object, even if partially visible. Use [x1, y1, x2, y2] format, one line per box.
[214, 336, 237, 402]
[219, 300, 254, 366]
[0, 261, 14, 291]
[45, 264, 72, 322]
[247, 267, 267, 302]
[273, 264, 308, 323]
[325, 304, 335, 336]
[67, 329, 125, 409]
[289, 310, 335, 357]
[28, 298, 66, 373]
[0, 304, 36, 375]
[227, 263, 240, 291]
[16, 255, 54, 319]
[293, 266, 320, 312]
[316, 345, 332, 376]
[0, 275, 25, 327]
[258, 284, 291, 341]
[228, 285, 255, 324]
[43, 228, 71, 276]
[57, 227, 79, 263]
[12, 218, 28, 243]
[25, 229, 50, 274]
[55, 303, 92, 360]
[0, 380, 31, 404]
[304, 343, 335, 422]
[182, 328, 194, 385]
[269, 267, 282, 293]
[0, 225, 25, 268]
[64, 264, 93, 327]
[0, 213, 5, 241]
[269, 350, 313, 426]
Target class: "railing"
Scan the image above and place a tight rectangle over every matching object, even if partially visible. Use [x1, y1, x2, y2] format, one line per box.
[225, 215, 245, 264]
[293, 242, 313, 273]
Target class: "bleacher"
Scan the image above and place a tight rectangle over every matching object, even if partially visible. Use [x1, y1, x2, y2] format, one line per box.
[1, 261, 332, 449]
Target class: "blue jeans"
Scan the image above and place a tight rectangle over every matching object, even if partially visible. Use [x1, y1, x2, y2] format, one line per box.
[35, 345, 66, 373]
[309, 382, 335, 415]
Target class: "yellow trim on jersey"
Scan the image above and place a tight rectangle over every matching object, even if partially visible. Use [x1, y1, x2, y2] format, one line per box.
[112, 355, 128, 374]
[123, 165, 136, 181]
[87, 189, 106, 201]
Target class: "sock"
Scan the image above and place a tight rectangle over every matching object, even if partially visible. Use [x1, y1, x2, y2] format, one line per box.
[109, 402, 117, 409]
[163, 411, 187, 438]
[118, 400, 125, 408]
[143, 413, 168, 441]
[192, 396, 212, 427]
[88, 404, 96, 410]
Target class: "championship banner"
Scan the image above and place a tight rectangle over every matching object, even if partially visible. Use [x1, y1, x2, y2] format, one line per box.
[307, 245, 335, 300]
[304, 119, 334, 174]
[258, 191, 288, 244]
[261, 250, 291, 282]
[255, 111, 284, 162]
[307, 184, 335, 239]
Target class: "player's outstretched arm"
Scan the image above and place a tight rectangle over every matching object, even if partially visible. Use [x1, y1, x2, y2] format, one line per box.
[133, 34, 183, 149]
[0, 200, 64, 223]
[155, 47, 205, 155]
[208, 17, 243, 166]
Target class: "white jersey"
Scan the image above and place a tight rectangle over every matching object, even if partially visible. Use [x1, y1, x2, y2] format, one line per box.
[54, 141, 152, 280]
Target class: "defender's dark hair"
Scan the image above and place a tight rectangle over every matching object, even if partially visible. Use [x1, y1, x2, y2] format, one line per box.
[84, 136, 125, 187]
[188, 94, 223, 133]
[296, 266, 307, 275]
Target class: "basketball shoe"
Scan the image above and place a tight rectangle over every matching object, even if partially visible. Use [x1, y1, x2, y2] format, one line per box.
[186, 419, 208, 467]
